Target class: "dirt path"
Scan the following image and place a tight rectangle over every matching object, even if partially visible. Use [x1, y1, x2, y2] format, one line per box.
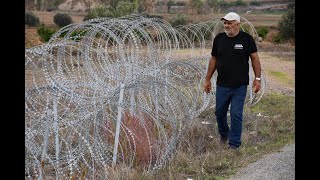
[228, 144, 295, 180]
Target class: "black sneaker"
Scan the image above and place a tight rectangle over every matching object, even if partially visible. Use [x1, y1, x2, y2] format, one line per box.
[220, 136, 228, 145]
[228, 145, 239, 150]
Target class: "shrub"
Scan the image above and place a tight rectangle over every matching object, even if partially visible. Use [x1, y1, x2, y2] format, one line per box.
[25, 11, 40, 26]
[112, 1, 135, 17]
[53, 13, 73, 28]
[84, 1, 135, 20]
[217, 0, 229, 8]
[59, 30, 87, 41]
[256, 26, 269, 39]
[37, 25, 56, 42]
[249, 1, 261, 6]
[83, 5, 110, 21]
[156, 1, 165, 6]
[231, 0, 247, 6]
[277, 2, 295, 43]
[169, 13, 188, 27]
[176, 1, 186, 6]
[272, 34, 282, 44]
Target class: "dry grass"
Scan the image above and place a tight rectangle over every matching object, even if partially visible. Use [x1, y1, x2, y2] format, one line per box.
[106, 164, 142, 180]
[100, 91, 294, 180]
[131, 92, 294, 179]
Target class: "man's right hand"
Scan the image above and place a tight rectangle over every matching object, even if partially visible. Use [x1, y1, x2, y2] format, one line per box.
[204, 80, 212, 93]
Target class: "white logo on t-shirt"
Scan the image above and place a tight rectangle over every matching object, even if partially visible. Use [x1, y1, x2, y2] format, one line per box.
[234, 44, 243, 49]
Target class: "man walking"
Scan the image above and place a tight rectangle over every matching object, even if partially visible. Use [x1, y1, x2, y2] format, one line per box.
[204, 12, 262, 149]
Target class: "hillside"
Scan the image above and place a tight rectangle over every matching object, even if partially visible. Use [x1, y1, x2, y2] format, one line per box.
[25, 0, 291, 13]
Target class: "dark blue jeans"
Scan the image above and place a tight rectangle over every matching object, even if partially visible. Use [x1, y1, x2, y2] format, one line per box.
[215, 85, 247, 148]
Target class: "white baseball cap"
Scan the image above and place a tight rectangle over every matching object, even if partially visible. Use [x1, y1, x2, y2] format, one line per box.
[221, 12, 240, 23]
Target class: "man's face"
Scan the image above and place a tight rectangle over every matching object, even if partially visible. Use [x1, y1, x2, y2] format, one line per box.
[223, 20, 240, 36]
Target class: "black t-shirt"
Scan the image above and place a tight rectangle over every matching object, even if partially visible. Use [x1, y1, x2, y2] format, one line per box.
[211, 31, 257, 86]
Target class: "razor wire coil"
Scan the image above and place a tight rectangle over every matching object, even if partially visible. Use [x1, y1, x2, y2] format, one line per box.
[25, 14, 266, 179]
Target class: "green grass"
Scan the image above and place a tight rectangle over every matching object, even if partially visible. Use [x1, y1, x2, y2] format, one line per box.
[268, 70, 294, 87]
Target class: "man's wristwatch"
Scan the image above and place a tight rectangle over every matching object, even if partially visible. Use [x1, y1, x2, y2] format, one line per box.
[255, 77, 261, 81]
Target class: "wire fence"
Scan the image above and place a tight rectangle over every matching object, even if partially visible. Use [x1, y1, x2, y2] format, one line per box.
[25, 14, 266, 179]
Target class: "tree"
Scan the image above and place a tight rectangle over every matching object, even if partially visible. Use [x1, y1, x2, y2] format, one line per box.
[25, 11, 40, 26]
[54, 13, 73, 27]
[278, 1, 295, 43]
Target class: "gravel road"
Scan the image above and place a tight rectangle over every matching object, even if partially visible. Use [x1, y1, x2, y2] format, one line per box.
[228, 144, 295, 180]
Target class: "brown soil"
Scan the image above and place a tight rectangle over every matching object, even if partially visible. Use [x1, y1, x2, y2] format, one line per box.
[25, 26, 43, 48]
